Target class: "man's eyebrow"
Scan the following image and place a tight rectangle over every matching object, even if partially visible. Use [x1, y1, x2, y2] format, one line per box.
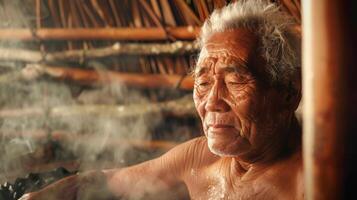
[224, 64, 249, 74]
[223, 66, 238, 73]
[194, 66, 210, 77]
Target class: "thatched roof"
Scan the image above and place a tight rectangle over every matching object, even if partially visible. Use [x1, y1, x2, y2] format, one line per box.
[0, 0, 300, 76]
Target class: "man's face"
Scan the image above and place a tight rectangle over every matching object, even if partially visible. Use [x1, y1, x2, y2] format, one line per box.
[193, 29, 287, 157]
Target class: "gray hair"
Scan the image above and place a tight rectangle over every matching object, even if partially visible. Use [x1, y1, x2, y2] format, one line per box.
[198, 0, 301, 89]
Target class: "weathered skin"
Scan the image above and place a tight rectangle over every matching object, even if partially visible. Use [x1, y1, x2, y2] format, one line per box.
[20, 29, 303, 200]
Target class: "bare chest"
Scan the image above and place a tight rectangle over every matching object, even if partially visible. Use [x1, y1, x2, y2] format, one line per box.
[185, 167, 302, 200]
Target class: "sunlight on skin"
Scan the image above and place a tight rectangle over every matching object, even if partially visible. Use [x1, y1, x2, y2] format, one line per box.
[194, 30, 289, 160]
[20, 29, 303, 200]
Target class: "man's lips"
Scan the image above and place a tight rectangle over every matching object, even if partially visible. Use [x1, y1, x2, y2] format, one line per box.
[207, 124, 237, 133]
[207, 124, 243, 137]
[209, 124, 235, 128]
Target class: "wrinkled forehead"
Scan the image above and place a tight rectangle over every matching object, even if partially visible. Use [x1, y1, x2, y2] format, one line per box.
[196, 29, 258, 74]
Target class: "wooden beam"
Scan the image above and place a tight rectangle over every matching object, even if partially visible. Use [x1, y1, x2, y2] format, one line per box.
[0, 26, 300, 41]
[0, 64, 195, 90]
[302, 0, 357, 199]
[0, 95, 196, 119]
[23, 64, 194, 90]
[0, 41, 199, 63]
[0, 27, 200, 41]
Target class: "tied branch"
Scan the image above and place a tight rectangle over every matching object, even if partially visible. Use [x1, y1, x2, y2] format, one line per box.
[0, 95, 197, 119]
[0, 63, 194, 90]
[0, 41, 199, 63]
[0, 27, 200, 41]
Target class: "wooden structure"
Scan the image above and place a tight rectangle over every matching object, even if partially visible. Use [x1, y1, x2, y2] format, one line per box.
[0, 0, 301, 130]
[4, 2, 353, 200]
[0, 0, 305, 184]
[302, 0, 357, 199]
[0, 0, 301, 82]
[0, 1, 355, 199]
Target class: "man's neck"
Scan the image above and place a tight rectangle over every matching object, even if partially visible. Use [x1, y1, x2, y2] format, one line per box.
[231, 115, 302, 176]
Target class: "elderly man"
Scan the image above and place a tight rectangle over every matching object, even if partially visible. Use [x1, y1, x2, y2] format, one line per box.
[21, 0, 303, 199]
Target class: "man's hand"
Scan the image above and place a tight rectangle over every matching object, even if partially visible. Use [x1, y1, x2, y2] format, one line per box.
[19, 170, 115, 200]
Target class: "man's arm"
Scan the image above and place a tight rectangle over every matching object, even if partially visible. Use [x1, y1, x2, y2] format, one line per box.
[20, 137, 212, 200]
[103, 136, 212, 199]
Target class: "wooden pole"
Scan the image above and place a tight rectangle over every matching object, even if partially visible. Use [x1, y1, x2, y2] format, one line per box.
[0, 95, 196, 119]
[302, 0, 357, 199]
[0, 41, 199, 63]
[0, 27, 200, 41]
[0, 26, 301, 41]
[28, 64, 194, 90]
[0, 64, 195, 90]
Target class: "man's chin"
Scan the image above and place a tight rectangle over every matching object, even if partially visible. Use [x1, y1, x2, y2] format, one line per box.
[207, 137, 250, 157]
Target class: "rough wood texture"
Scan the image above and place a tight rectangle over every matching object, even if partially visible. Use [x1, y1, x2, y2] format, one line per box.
[0, 41, 198, 63]
[0, 95, 196, 119]
[20, 64, 194, 90]
[0, 27, 200, 41]
[0, 64, 195, 90]
[302, 0, 357, 199]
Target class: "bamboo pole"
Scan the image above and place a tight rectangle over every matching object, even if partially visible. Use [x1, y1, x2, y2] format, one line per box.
[48, 0, 62, 27]
[0, 26, 301, 41]
[139, 0, 164, 28]
[0, 95, 196, 119]
[302, 0, 356, 199]
[24, 64, 194, 90]
[0, 41, 198, 63]
[36, 0, 42, 28]
[0, 63, 195, 90]
[0, 27, 200, 41]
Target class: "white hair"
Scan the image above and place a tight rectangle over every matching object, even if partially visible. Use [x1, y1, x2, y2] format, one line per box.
[198, 0, 301, 89]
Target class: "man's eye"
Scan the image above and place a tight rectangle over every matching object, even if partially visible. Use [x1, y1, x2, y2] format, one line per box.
[195, 80, 211, 92]
[227, 81, 242, 85]
[199, 82, 210, 86]
[227, 79, 247, 85]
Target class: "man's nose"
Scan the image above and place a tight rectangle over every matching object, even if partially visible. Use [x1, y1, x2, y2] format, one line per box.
[205, 79, 230, 112]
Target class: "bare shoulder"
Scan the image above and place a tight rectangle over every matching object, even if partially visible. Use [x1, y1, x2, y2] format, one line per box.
[167, 136, 209, 159]
[159, 136, 218, 177]
[106, 136, 215, 185]
[103, 137, 215, 198]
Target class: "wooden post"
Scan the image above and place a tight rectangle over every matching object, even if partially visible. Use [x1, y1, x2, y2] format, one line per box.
[302, 0, 357, 199]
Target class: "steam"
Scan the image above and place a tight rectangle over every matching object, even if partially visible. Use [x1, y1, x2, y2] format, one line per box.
[0, 0, 165, 183]
[0, 3, 196, 200]
[0, 64, 164, 184]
